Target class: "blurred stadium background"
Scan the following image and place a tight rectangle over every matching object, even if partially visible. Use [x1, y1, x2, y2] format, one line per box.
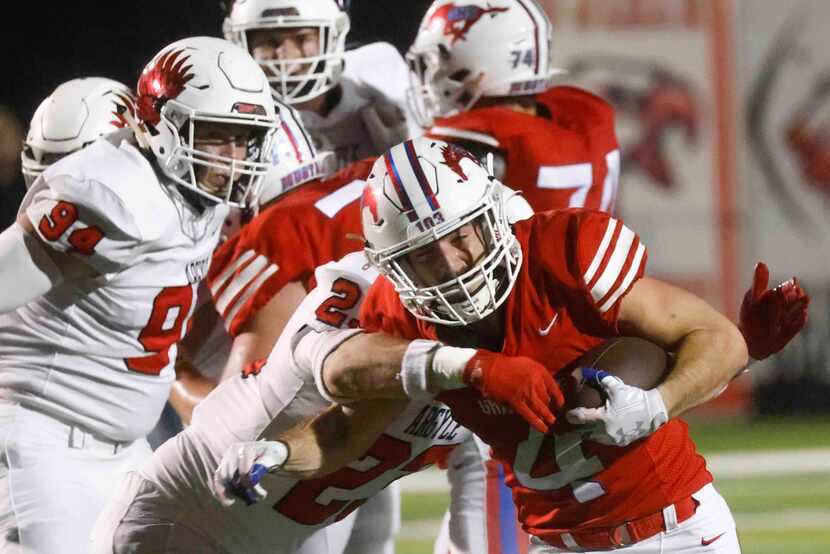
[1, 0, 828, 551]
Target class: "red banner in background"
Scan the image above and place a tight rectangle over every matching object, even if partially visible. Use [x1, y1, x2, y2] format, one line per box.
[538, 0, 747, 414]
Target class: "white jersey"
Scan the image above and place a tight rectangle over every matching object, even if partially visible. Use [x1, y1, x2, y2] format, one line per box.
[0, 136, 227, 442]
[302, 42, 419, 168]
[140, 252, 470, 553]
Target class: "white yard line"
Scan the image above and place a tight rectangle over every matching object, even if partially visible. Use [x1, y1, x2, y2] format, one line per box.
[398, 448, 830, 493]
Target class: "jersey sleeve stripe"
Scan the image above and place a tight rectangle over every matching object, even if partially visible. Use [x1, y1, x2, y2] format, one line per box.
[537, 163, 593, 190]
[215, 254, 271, 316]
[589, 224, 635, 303]
[210, 249, 257, 298]
[583, 218, 618, 286]
[599, 149, 620, 213]
[223, 263, 280, 332]
[598, 242, 645, 313]
[427, 127, 501, 148]
[314, 179, 366, 218]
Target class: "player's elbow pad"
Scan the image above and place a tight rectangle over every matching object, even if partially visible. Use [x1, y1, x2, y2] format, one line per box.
[0, 223, 63, 314]
[291, 325, 364, 404]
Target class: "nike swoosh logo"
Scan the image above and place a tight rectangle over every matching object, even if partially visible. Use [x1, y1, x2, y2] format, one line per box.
[537, 313, 559, 336]
[701, 532, 726, 546]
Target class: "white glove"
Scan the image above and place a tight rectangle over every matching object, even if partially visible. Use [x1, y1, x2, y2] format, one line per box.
[211, 440, 288, 507]
[361, 101, 409, 152]
[566, 369, 668, 447]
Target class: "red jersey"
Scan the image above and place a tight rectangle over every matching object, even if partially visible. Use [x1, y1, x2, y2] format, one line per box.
[207, 158, 373, 336]
[359, 210, 711, 538]
[427, 86, 619, 214]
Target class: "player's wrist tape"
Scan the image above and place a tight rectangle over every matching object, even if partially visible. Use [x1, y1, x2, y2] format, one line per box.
[431, 346, 478, 391]
[400, 340, 442, 400]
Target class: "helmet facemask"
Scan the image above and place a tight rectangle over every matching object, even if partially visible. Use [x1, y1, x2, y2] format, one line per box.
[226, 13, 349, 105]
[153, 99, 276, 208]
[367, 182, 522, 326]
[406, 45, 481, 128]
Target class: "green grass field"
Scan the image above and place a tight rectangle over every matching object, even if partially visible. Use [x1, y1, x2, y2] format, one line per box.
[396, 417, 830, 553]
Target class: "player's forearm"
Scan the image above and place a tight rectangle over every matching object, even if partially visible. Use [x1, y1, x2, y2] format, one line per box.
[657, 323, 748, 417]
[322, 332, 413, 400]
[265, 399, 407, 479]
[322, 332, 477, 401]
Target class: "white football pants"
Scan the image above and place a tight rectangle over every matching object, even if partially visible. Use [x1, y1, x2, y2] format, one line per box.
[0, 400, 151, 554]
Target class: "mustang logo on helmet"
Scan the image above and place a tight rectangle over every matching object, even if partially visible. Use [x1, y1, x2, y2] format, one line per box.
[440, 143, 480, 181]
[361, 183, 382, 225]
[426, 3, 509, 45]
[137, 49, 195, 125]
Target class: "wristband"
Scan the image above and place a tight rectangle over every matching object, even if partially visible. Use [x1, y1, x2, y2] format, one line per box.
[400, 340, 441, 399]
[431, 346, 477, 391]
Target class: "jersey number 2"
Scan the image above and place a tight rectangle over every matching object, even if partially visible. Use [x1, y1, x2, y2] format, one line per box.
[125, 285, 195, 375]
[315, 278, 362, 328]
[274, 434, 454, 525]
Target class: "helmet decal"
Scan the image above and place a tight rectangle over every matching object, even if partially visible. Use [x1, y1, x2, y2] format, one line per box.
[110, 91, 137, 129]
[383, 150, 418, 222]
[426, 3, 510, 45]
[361, 183, 382, 225]
[137, 49, 195, 125]
[403, 140, 441, 212]
[440, 143, 480, 181]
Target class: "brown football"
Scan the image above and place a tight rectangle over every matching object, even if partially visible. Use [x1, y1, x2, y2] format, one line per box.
[557, 337, 671, 409]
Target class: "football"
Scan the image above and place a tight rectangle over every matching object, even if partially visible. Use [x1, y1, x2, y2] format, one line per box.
[557, 337, 671, 409]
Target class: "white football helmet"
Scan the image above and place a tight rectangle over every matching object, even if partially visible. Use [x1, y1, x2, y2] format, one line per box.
[223, 0, 350, 105]
[361, 137, 522, 326]
[21, 77, 134, 188]
[259, 100, 335, 205]
[407, 0, 564, 127]
[135, 36, 279, 208]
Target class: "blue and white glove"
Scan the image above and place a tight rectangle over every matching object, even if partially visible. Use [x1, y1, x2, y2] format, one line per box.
[566, 369, 669, 447]
[212, 440, 289, 507]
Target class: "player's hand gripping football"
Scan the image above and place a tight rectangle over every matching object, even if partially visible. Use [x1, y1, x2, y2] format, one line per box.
[566, 368, 668, 447]
[212, 440, 289, 507]
[739, 262, 809, 360]
[463, 351, 565, 434]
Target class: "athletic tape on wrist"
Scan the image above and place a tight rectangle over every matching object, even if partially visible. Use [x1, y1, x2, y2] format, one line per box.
[400, 340, 442, 400]
[431, 346, 478, 391]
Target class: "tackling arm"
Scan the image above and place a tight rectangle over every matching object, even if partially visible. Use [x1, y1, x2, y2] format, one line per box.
[212, 397, 407, 506]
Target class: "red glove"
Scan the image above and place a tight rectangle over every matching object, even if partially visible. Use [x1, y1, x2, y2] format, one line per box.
[739, 262, 810, 360]
[463, 351, 565, 434]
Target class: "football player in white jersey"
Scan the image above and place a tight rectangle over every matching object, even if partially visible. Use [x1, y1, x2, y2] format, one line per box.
[0, 36, 278, 554]
[91, 251, 476, 554]
[20, 77, 135, 189]
[224, 0, 416, 169]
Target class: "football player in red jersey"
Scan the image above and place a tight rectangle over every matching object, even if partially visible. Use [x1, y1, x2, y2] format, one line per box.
[407, 0, 808, 368]
[233, 137, 748, 553]
[408, 0, 619, 215]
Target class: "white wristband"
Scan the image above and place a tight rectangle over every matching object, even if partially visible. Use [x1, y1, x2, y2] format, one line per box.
[400, 340, 441, 400]
[645, 388, 669, 431]
[431, 346, 477, 391]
